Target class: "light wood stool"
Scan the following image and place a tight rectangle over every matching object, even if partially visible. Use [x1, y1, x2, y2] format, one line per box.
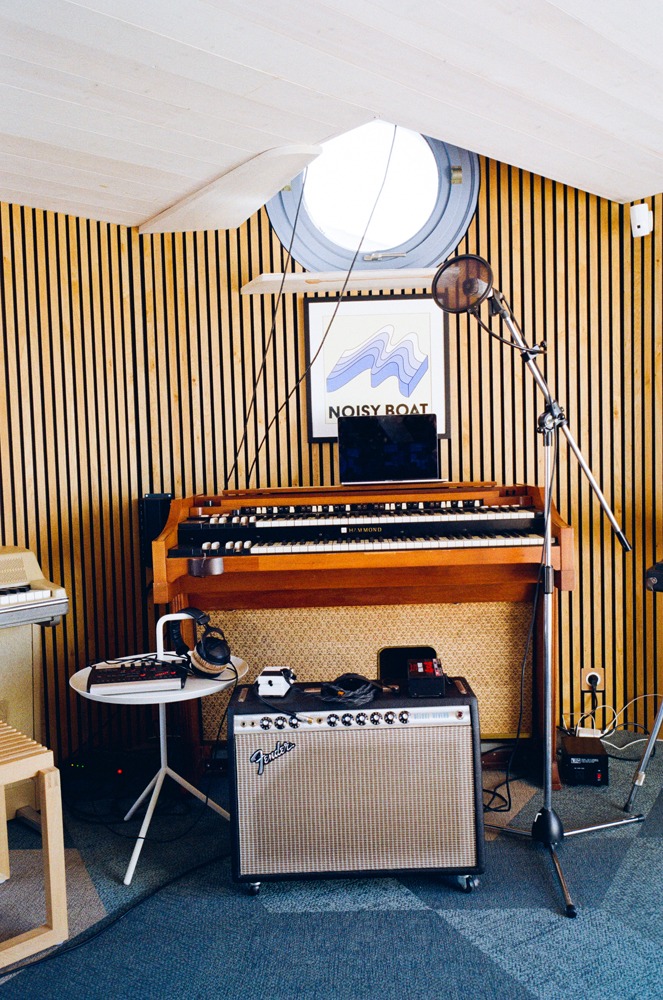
[0, 721, 68, 968]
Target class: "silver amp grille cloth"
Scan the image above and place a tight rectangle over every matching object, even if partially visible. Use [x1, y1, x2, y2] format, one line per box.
[233, 723, 477, 876]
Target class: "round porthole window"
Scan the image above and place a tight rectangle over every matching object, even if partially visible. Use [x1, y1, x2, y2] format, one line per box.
[266, 121, 480, 272]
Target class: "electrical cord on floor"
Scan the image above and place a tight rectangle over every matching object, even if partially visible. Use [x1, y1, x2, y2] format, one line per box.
[0, 849, 232, 978]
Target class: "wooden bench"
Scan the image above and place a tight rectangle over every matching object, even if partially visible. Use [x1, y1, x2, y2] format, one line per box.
[0, 722, 68, 968]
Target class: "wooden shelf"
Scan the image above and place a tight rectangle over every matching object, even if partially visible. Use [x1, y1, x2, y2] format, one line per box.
[240, 269, 438, 295]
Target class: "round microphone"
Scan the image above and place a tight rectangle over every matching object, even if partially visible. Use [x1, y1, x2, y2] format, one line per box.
[432, 254, 494, 313]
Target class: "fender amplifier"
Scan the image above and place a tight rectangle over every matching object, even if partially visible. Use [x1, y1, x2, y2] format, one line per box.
[228, 677, 485, 885]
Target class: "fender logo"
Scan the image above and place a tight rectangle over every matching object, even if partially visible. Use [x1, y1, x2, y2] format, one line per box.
[250, 741, 296, 775]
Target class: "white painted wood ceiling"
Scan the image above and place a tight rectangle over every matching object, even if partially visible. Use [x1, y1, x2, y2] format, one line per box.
[1, 0, 661, 231]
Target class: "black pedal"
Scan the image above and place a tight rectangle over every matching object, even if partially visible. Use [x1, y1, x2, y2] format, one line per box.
[407, 657, 447, 697]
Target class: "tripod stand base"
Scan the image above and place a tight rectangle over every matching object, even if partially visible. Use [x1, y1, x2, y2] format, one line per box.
[531, 805, 564, 845]
[486, 812, 576, 917]
[486, 806, 645, 917]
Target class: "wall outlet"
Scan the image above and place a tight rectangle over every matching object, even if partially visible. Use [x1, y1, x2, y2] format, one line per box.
[581, 666, 605, 691]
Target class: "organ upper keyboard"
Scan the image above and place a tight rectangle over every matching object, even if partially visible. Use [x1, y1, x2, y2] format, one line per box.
[0, 547, 69, 628]
[152, 482, 574, 610]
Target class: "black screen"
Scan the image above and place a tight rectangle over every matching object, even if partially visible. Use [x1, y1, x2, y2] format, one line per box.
[337, 414, 440, 484]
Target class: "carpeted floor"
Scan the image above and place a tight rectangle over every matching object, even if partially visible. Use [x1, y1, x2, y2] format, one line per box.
[2, 741, 663, 1000]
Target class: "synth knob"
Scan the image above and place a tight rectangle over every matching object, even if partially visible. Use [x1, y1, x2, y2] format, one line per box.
[398, 711, 410, 724]
[341, 713, 353, 727]
[370, 711, 383, 725]
[326, 713, 340, 727]
[384, 711, 396, 725]
[274, 716, 288, 730]
[355, 712, 368, 726]
[259, 717, 272, 730]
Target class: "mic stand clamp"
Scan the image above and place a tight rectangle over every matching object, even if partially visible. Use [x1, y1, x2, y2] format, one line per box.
[537, 401, 567, 437]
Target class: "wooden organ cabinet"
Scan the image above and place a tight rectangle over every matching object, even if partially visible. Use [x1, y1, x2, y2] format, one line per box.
[152, 481, 574, 777]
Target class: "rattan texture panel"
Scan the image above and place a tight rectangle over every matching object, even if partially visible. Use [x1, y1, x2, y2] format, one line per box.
[203, 602, 533, 741]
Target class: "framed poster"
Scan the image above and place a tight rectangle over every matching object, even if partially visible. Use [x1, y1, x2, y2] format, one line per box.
[304, 294, 449, 441]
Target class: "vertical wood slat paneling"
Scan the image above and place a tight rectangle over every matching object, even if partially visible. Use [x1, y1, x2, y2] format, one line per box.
[0, 207, 152, 762]
[2, 153, 663, 762]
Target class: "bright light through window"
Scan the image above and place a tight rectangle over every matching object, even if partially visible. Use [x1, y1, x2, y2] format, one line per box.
[303, 121, 439, 253]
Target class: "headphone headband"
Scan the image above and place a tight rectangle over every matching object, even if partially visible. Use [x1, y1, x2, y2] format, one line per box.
[168, 609, 231, 676]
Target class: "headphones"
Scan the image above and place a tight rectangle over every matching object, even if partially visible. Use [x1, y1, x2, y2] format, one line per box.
[169, 607, 232, 678]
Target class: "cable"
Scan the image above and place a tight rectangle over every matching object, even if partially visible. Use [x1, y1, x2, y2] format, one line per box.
[243, 125, 399, 485]
[223, 175, 308, 489]
[484, 431, 558, 813]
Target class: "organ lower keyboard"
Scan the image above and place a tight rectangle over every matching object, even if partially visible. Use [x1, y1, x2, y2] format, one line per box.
[152, 482, 574, 610]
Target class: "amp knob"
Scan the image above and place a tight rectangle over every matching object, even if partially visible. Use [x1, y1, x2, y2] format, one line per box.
[370, 711, 382, 725]
[327, 714, 340, 728]
[274, 716, 288, 730]
[259, 717, 272, 730]
[341, 713, 353, 727]
[288, 716, 300, 729]
[398, 711, 410, 724]
[384, 711, 396, 725]
[355, 712, 368, 726]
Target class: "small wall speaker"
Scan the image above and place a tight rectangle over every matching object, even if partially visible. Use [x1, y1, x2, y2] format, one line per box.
[630, 202, 653, 238]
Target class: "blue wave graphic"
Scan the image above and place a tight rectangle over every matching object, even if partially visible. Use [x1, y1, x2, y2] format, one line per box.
[326, 325, 428, 398]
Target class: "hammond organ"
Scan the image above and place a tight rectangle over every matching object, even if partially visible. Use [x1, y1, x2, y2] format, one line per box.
[152, 481, 574, 611]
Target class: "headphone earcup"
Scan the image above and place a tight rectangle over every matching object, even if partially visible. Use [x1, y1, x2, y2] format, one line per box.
[189, 626, 231, 677]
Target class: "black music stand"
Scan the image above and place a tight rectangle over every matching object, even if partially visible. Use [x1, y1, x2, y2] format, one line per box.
[431, 255, 641, 917]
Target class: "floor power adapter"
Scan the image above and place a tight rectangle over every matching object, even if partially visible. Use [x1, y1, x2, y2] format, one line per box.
[559, 734, 609, 786]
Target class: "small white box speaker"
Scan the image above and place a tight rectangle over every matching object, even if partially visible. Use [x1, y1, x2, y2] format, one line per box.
[228, 678, 485, 886]
[630, 202, 653, 237]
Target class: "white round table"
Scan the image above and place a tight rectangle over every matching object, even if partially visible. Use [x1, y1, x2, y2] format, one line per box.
[70, 655, 247, 885]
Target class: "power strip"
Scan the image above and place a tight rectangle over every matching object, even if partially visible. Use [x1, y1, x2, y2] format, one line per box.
[576, 726, 602, 738]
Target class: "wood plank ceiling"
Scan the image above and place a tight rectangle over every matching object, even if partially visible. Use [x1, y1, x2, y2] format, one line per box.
[1, 0, 663, 234]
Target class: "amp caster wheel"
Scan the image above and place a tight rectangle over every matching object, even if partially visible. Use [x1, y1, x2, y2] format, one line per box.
[248, 882, 261, 896]
[457, 875, 479, 893]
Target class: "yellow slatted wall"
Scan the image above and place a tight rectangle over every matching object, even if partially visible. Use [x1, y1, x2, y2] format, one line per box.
[1, 157, 662, 761]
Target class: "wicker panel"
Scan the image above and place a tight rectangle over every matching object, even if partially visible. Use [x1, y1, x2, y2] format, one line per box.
[233, 723, 477, 876]
[203, 602, 533, 741]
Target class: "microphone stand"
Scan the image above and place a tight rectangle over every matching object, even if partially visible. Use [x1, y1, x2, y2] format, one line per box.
[483, 289, 641, 918]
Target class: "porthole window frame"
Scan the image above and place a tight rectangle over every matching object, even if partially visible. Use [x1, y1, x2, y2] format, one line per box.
[266, 131, 480, 272]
